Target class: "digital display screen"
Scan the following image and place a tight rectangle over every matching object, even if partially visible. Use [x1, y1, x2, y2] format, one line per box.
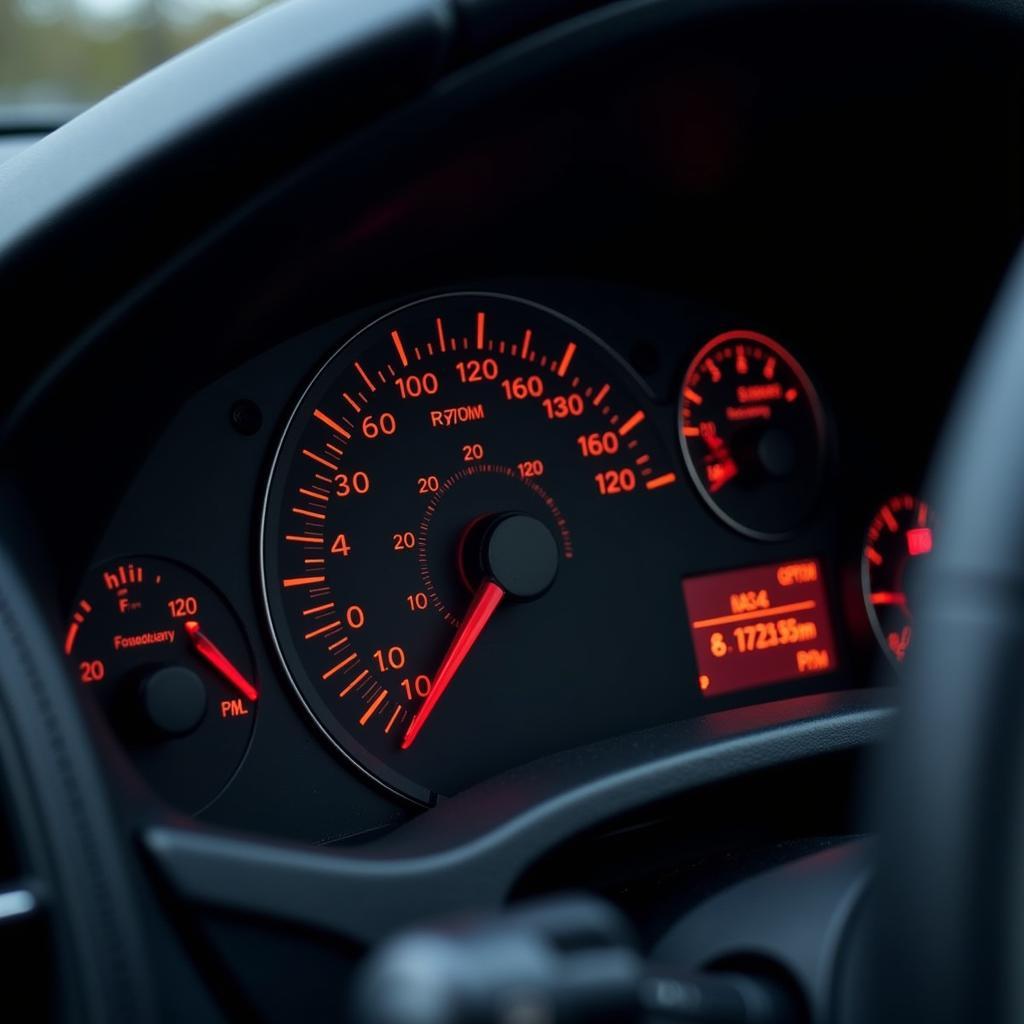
[682, 559, 837, 698]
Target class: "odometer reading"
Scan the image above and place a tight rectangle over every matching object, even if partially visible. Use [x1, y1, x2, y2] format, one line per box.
[262, 294, 680, 803]
[682, 559, 838, 697]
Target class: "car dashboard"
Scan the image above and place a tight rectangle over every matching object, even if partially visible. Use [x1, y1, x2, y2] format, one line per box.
[0, 4, 1022, 1019]
[5, 5, 1019, 847]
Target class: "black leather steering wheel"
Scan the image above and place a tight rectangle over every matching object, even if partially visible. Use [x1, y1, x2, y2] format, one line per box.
[875, 249, 1024, 1024]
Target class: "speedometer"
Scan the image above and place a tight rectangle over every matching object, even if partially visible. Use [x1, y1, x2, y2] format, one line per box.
[262, 293, 681, 803]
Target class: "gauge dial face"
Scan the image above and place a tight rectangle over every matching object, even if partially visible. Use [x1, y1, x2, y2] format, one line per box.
[678, 330, 825, 539]
[64, 556, 257, 812]
[862, 494, 934, 665]
[262, 293, 682, 804]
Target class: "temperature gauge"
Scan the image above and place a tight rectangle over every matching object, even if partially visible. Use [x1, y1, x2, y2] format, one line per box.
[678, 330, 826, 539]
[64, 556, 257, 812]
[862, 494, 934, 665]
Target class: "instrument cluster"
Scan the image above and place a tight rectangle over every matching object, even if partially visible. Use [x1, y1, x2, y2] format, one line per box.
[59, 285, 934, 832]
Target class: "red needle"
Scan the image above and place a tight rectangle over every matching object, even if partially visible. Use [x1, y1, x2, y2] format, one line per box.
[401, 580, 505, 750]
[184, 620, 258, 701]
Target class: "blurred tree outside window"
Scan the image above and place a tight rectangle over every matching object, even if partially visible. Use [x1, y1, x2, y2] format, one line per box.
[0, 0, 276, 119]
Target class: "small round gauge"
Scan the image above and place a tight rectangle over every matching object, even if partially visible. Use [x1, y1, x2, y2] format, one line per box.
[678, 330, 826, 539]
[64, 556, 257, 812]
[862, 494, 934, 665]
[263, 293, 683, 804]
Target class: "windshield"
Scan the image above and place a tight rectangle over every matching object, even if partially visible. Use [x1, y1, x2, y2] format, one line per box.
[0, 0, 275, 124]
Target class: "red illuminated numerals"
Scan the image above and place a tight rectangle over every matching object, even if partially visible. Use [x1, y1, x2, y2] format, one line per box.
[346, 605, 366, 629]
[406, 592, 429, 611]
[542, 394, 584, 419]
[361, 413, 396, 439]
[167, 595, 198, 618]
[79, 659, 105, 683]
[594, 468, 637, 495]
[401, 674, 432, 699]
[455, 359, 498, 383]
[577, 431, 619, 457]
[331, 533, 351, 556]
[373, 646, 406, 672]
[710, 633, 728, 658]
[501, 376, 544, 400]
[518, 459, 543, 478]
[462, 443, 484, 462]
[395, 373, 438, 399]
[393, 532, 416, 551]
[335, 471, 370, 498]
[418, 475, 440, 494]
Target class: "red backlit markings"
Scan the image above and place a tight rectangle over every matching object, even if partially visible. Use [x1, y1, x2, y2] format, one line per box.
[644, 473, 677, 491]
[313, 408, 351, 440]
[103, 563, 143, 590]
[303, 450, 339, 471]
[339, 669, 370, 698]
[906, 527, 933, 557]
[391, 330, 409, 368]
[64, 599, 93, 655]
[556, 342, 577, 378]
[360, 689, 389, 726]
[323, 652, 358, 679]
[354, 361, 377, 393]
[618, 410, 645, 437]
[521, 329, 533, 360]
[282, 576, 327, 588]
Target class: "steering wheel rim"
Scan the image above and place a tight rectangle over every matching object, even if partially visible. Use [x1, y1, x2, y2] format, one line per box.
[875, 250, 1024, 1022]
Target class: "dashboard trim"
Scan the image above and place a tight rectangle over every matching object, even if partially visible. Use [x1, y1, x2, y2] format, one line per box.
[144, 688, 891, 945]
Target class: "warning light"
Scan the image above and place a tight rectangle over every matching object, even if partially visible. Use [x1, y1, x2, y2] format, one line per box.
[906, 527, 933, 557]
[683, 558, 838, 697]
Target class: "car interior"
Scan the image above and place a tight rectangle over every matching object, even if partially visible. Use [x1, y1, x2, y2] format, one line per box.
[1, 0, 1024, 1021]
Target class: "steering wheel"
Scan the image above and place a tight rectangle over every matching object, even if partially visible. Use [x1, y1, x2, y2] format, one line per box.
[873, 250, 1024, 1023]
[0, 1, 1022, 1021]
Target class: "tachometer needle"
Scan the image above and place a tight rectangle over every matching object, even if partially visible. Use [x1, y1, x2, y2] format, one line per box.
[401, 580, 505, 749]
[184, 619, 259, 701]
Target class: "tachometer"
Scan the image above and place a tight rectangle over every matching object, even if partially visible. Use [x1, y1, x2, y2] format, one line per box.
[678, 330, 825, 539]
[262, 293, 680, 803]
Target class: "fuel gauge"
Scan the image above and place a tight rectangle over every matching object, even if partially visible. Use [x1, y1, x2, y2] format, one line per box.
[862, 494, 934, 665]
[64, 556, 257, 812]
